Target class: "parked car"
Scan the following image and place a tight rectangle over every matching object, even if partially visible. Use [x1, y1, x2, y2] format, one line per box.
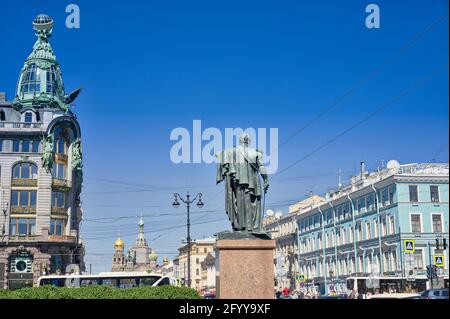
[419, 289, 449, 299]
[368, 293, 420, 299]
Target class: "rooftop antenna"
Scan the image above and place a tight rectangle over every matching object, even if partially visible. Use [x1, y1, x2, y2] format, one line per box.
[338, 168, 342, 188]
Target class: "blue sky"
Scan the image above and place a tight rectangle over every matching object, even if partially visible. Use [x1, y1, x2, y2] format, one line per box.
[0, 0, 448, 273]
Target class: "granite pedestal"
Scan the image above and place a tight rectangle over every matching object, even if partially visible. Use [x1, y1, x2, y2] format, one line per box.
[214, 239, 276, 299]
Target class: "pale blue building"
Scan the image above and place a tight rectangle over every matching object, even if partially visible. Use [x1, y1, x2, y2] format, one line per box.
[295, 162, 449, 295]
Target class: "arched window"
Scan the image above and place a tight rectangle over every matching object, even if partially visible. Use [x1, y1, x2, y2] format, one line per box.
[12, 162, 38, 179]
[20, 63, 41, 94]
[53, 127, 67, 155]
[46, 65, 59, 95]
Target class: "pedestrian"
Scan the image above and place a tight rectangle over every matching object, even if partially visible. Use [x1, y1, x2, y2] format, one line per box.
[282, 287, 290, 297]
[275, 289, 281, 299]
[291, 290, 299, 299]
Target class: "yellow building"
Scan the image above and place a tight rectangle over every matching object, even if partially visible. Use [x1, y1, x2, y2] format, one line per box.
[174, 237, 215, 292]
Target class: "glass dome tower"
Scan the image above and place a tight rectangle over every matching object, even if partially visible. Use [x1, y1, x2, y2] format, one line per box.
[13, 14, 81, 112]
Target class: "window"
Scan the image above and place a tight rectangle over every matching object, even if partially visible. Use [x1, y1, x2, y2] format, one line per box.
[365, 196, 370, 212]
[358, 198, 365, 215]
[381, 189, 389, 207]
[432, 214, 442, 233]
[51, 192, 66, 208]
[413, 249, 423, 270]
[0, 110, 5, 121]
[349, 226, 353, 243]
[12, 162, 38, 179]
[9, 218, 35, 235]
[11, 190, 37, 209]
[366, 222, 372, 239]
[430, 186, 440, 203]
[22, 140, 30, 152]
[24, 112, 32, 123]
[388, 187, 395, 205]
[46, 65, 58, 95]
[13, 140, 20, 152]
[409, 185, 419, 203]
[390, 216, 395, 234]
[382, 217, 387, 236]
[32, 140, 40, 153]
[52, 163, 66, 180]
[49, 219, 65, 235]
[410, 214, 421, 233]
[20, 63, 41, 94]
[374, 219, 378, 237]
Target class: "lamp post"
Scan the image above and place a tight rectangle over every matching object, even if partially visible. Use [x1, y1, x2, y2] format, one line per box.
[173, 192, 203, 288]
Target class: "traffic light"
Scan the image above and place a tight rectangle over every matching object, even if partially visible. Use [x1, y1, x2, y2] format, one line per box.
[435, 238, 440, 250]
[433, 265, 438, 278]
[426, 265, 434, 279]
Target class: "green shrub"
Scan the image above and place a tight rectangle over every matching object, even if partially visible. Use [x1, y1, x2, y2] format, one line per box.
[0, 285, 201, 299]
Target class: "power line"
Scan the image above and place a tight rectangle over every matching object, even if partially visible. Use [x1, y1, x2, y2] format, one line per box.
[432, 142, 449, 162]
[82, 216, 225, 241]
[275, 64, 448, 176]
[277, 13, 448, 149]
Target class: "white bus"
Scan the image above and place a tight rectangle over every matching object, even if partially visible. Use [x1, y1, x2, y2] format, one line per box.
[37, 272, 174, 288]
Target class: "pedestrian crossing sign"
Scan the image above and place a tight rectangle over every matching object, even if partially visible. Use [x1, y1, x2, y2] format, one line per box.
[434, 255, 444, 267]
[404, 240, 415, 253]
[297, 274, 306, 282]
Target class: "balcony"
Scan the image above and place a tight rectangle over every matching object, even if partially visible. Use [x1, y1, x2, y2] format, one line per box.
[11, 206, 36, 214]
[52, 178, 71, 191]
[0, 121, 44, 131]
[55, 153, 68, 162]
[7, 234, 77, 243]
[11, 178, 38, 187]
[51, 207, 67, 216]
[48, 235, 77, 243]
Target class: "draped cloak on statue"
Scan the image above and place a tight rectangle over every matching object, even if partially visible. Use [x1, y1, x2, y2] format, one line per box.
[216, 145, 267, 232]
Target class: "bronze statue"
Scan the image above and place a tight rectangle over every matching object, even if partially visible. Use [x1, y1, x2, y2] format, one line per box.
[216, 134, 269, 238]
[41, 134, 54, 173]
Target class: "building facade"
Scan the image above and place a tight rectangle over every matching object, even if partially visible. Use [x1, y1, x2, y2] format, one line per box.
[264, 195, 325, 291]
[200, 252, 216, 294]
[0, 15, 85, 289]
[111, 218, 158, 272]
[295, 162, 449, 295]
[174, 237, 215, 291]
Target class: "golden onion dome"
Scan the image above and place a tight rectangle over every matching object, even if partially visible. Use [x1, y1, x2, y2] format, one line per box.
[148, 251, 158, 261]
[114, 237, 124, 248]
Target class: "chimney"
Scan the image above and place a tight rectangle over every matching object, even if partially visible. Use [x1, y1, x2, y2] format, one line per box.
[0, 92, 6, 103]
[360, 161, 365, 179]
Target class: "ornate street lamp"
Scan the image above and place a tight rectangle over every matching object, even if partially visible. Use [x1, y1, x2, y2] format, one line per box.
[173, 192, 203, 288]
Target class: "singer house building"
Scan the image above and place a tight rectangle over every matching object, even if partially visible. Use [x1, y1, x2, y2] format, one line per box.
[0, 15, 85, 289]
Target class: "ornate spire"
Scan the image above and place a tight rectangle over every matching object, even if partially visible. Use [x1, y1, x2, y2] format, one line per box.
[135, 216, 147, 247]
